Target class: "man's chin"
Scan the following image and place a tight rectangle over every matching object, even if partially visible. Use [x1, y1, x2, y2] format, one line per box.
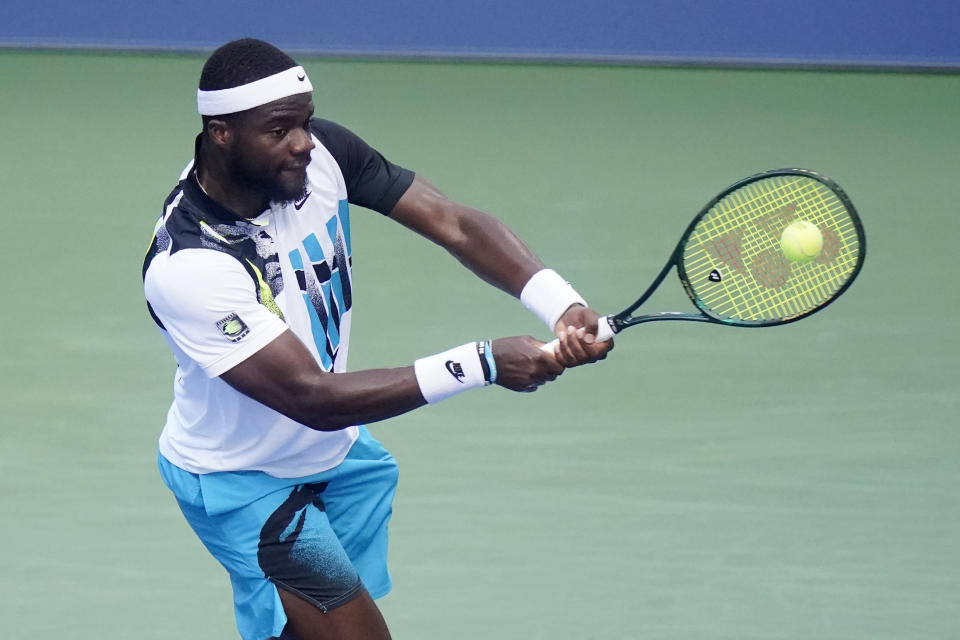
[269, 182, 309, 208]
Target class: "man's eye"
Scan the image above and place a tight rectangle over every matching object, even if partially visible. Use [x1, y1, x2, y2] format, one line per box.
[272, 129, 287, 138]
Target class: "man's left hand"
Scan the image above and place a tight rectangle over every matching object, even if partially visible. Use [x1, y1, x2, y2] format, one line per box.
[552, 304, 614, 367]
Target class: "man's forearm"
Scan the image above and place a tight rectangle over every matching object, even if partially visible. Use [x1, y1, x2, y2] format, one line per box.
[441, 204, 545, 296]
[389, 175, 544, 296]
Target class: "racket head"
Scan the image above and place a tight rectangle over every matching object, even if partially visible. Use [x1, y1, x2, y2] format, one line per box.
[676, 169, 865, 326]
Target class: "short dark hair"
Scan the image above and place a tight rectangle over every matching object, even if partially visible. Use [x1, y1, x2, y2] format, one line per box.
[199, 38, 298, 91]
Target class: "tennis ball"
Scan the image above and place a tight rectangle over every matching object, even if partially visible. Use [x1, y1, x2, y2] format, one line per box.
[780, 220, 823, 263]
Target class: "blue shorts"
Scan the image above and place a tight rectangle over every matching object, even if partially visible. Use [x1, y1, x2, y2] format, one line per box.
[158, 427, 398, 640]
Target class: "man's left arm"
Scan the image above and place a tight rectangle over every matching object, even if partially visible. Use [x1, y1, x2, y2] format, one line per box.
[389, 174, 612, 367]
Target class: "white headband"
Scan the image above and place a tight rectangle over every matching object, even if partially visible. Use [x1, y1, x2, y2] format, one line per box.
[197, 66, 313, 116]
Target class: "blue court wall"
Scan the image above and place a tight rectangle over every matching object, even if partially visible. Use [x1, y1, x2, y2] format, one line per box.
[2, 0, 958, 69]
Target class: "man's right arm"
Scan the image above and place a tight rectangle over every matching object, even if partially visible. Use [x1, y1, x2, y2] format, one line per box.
[146, 237, 564, 434]
[220, 329, 424, 431]
[220, 330, 563, 431]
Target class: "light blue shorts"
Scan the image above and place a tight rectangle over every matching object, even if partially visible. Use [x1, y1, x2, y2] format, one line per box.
[158, 427, 398, 640]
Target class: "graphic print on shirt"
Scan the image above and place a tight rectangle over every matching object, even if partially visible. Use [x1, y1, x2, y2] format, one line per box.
[288, 200, 353, 370]
[199, 219, 285, 320]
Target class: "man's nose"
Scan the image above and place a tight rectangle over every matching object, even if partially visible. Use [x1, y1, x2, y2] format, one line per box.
[290, 127, 315, 154]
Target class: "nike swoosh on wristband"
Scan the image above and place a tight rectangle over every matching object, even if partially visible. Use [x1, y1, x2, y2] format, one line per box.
[445, 360, 466, 383]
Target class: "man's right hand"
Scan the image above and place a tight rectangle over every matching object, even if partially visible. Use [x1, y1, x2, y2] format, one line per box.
[490, 336, 565, 392]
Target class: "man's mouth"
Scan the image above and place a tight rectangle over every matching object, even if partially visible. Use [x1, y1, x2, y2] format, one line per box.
[286, 157, 311, 173]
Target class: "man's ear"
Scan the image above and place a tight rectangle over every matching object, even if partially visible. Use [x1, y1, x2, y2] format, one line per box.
[206, 118, 233, 148]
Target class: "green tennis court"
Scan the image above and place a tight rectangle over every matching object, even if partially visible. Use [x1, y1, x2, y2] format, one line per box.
[1, 50, 957, 639]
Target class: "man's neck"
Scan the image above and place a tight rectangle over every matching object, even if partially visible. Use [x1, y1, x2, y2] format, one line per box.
[196, 149, 269, 220]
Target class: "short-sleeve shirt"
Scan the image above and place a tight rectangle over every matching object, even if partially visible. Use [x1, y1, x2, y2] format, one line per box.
[143, 118, 414, 477]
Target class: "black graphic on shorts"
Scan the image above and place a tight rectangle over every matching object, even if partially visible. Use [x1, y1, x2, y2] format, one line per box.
[257, 483, 362, 610]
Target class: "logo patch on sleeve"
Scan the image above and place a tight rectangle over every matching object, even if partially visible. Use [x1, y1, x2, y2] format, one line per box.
[216, 312, 250, 342]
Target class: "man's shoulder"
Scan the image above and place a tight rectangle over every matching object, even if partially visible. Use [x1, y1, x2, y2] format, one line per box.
[309, 117, 351, 138]
[149, 244, 245, 279]
[146, 180, 250, 282]
[145, 242, 251, 312]
[309, 118, 369, 157]
[157, 186, 210, 252]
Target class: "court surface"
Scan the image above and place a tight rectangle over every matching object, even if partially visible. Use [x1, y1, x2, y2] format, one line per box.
[0, 50, 957, 639]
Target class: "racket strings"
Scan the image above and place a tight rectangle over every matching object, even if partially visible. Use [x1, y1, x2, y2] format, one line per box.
[682, 175, 861, 323]
[714, 183, 856, 318]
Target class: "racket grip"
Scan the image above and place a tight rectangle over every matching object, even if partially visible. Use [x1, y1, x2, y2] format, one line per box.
[540, 315, 616, 354]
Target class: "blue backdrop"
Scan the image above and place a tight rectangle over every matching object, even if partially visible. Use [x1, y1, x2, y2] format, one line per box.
[3, 0, 959, 68]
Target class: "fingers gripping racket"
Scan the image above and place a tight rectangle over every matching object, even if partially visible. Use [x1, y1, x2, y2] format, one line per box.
[544, 168, 865, 351]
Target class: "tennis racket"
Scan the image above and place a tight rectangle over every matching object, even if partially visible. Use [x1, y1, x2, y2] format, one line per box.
[543, 168, 865, 351]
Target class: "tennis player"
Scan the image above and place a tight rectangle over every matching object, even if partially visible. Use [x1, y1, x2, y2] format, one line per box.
[143, 38, 611, 640]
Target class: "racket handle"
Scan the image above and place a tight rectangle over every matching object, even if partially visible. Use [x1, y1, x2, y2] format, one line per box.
[540, 315, 616, 354]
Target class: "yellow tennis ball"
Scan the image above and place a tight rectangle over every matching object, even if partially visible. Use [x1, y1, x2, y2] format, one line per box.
[780, 220, 823, 263]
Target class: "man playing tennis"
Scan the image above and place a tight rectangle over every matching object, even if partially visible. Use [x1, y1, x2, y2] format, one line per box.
[143, 38, 611, 640]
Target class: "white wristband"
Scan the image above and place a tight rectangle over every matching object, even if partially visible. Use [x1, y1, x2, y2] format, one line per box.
[414, 342, 489, 404]
[520, 269, 588, 331]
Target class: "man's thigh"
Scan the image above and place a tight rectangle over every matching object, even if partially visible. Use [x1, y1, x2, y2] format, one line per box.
[275, 587, 391, 640]
[163, 457, 367, 639]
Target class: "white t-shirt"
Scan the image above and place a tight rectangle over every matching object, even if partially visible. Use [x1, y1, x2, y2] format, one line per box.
[144, 119, 414, 477]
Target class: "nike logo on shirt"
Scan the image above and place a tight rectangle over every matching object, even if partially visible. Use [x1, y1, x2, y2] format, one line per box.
[294, 191, 311, 210]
